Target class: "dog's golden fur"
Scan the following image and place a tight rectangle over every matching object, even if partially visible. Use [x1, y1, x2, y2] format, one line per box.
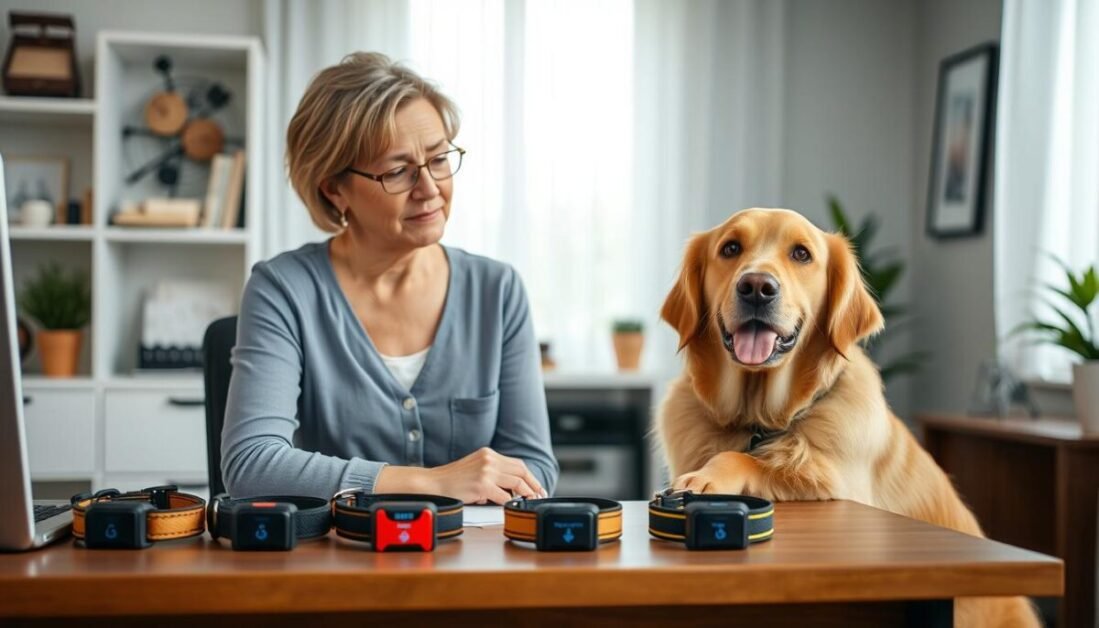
[658, 208, 1039, 628]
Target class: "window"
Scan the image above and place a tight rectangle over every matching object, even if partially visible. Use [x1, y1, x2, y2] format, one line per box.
[409, 0, 637, 370]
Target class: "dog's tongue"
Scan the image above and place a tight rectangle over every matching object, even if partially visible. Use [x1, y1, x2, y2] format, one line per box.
[733, 324, 778, 365]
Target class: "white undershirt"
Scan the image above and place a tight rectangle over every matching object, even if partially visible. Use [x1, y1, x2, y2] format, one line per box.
[378, 346, 431, 391]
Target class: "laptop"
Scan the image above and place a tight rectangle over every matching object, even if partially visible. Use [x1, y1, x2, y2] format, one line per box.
[0, 153, 74, 551]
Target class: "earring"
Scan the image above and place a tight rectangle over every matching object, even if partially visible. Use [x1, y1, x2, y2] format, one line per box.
[338, 209, 349, 229]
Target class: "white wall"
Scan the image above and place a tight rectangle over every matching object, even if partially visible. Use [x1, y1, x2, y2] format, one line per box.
[0, 0, 262, 99]
[782, 0, 916, 419]
[909, 0, 1002, 416]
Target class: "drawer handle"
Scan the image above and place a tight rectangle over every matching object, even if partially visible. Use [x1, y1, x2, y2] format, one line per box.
[167, 396, 205, 407]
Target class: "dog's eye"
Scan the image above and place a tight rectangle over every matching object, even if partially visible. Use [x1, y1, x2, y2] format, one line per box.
[791, 245, 812, 263]
[720, 241, 741, 258]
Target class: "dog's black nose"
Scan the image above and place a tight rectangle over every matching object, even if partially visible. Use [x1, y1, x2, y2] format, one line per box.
[736, 272, 780, 306]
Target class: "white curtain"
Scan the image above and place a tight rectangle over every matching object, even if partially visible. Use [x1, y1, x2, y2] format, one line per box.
[262, 0, 785, 372]
[262, 0, 411, 256]
[995, 0, 1099, 383]
[634, 0, 786, 368]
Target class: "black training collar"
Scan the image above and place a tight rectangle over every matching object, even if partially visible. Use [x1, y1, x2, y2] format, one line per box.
[648, 489, 775, 546]
[208, 495, 332, 541]
[331, 491, 464, 543]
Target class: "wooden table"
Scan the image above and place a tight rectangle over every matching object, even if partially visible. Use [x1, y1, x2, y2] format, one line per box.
[0, 500, 1061, 627]
[918, 414, 1099, 628]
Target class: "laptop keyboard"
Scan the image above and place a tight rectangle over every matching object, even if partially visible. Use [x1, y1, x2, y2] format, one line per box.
[33, 504, 71, 522]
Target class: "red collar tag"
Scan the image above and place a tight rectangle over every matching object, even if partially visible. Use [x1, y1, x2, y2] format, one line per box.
[371, 503, 437, 552]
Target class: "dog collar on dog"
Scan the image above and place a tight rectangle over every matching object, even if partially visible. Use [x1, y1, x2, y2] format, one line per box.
[649, 489, 774, 550]
[331, 490, 463, 551]
[504, 497, 623, 551]
[71, 485, 206, 549]
[748, 426, 786, 452]
[208, 495, 332, 550]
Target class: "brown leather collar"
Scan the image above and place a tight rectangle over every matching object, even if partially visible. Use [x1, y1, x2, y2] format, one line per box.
[503, 497, 622, 545]
[71, 486, 206, 542]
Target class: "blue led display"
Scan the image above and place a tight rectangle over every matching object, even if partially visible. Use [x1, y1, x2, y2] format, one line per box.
[685, 501, 749, 550]
[537, 511, 597, 551]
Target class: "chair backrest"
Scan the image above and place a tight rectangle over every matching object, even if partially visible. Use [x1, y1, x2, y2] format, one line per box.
[202, 315, 238, 496]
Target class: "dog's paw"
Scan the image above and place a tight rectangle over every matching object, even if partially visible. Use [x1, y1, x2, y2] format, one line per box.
[671, 451, 760, 495]
[672, 469, 743, 494]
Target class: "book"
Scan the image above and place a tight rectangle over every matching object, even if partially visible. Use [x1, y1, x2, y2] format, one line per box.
[113, 209, 199, 227]
[220, 149, 246, 230]
[80, 187, 92, 225]
[143, 197, 202, 215]
[203, 153, 233, 228]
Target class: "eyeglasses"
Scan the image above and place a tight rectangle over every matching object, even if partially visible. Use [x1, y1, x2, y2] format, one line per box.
[344, 146, 466, 194]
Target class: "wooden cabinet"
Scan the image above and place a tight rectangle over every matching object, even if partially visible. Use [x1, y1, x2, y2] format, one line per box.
[917, 414, 1099, 628]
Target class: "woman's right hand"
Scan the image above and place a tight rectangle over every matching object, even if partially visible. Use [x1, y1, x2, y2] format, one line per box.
[423, 447, 546, 504]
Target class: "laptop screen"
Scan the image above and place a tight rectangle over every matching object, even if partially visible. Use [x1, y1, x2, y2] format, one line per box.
[0, 153, 42, 549]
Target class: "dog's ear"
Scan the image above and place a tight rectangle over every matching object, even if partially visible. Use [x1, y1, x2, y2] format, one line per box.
[826, 233, 884, 356]
[661, 234, 709, 351]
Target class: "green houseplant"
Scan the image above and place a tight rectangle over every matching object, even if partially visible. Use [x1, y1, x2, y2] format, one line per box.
[20, 263, 91, 377]
[828, 195, 926, 381]
[612, 318, 644, 371]
[1014, 258, 1099, 432]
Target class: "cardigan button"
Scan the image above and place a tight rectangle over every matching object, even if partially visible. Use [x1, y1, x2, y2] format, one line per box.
[402, 397, 416, 411]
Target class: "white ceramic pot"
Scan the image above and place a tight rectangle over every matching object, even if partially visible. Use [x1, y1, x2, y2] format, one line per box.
[19, 200, 53, 227]
[1071, 361, 1099, 434]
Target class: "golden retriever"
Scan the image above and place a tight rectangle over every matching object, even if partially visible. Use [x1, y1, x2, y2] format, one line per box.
[657, 208, 1039, 628]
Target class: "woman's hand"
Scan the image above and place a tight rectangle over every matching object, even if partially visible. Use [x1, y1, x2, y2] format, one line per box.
[372, 448, 546, 504]
[425, 447, 547, 504]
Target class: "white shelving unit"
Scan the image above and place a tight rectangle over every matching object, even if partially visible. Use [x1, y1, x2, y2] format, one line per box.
[6, 32, 265, 494]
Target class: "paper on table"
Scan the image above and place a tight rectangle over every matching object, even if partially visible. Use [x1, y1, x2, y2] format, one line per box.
[463, 505, 505, 527]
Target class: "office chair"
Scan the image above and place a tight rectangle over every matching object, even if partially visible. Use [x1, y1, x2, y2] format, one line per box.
[202, 315, 238, 497]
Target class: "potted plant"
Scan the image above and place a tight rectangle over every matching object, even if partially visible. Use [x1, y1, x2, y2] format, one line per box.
[612, 319, 644, 371]
[20, 263, 91, 378]
[1015, 259, 1099, 433]
[828, 196, 925, 381]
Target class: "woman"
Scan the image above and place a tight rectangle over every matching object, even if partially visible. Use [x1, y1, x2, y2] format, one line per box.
[221, 52, 558, 504]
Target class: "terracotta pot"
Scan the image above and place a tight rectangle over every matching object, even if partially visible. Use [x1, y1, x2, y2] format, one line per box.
[36, 329, 82, 378]
[1072, 362, 1099, 434]
[613, 332, 644, 371]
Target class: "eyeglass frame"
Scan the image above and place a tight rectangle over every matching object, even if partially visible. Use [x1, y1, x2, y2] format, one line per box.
[343, 145, 466, 194]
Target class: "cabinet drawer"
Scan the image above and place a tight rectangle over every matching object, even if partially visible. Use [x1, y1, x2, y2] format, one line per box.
[104, 389, 207, 473]
[23, 389, 96, 476]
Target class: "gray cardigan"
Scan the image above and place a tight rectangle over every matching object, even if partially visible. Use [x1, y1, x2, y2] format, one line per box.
[220, 241, 559, 499]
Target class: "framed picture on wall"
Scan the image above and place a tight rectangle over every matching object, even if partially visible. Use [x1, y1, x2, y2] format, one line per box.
[926, 42, 998, 238]
[2, 156, 70, 225]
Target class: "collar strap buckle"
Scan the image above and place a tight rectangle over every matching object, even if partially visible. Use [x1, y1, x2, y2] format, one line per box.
[654, 487, 692, 509]
[142, 484, 178, 509]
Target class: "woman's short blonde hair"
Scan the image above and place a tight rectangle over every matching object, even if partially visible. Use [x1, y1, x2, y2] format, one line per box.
[286, 52, 461, 231]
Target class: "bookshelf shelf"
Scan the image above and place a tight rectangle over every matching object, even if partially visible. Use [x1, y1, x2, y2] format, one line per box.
[102, 227, 249, 245]
[8, 226, 96, 242]
[0, 96, 96, 125]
